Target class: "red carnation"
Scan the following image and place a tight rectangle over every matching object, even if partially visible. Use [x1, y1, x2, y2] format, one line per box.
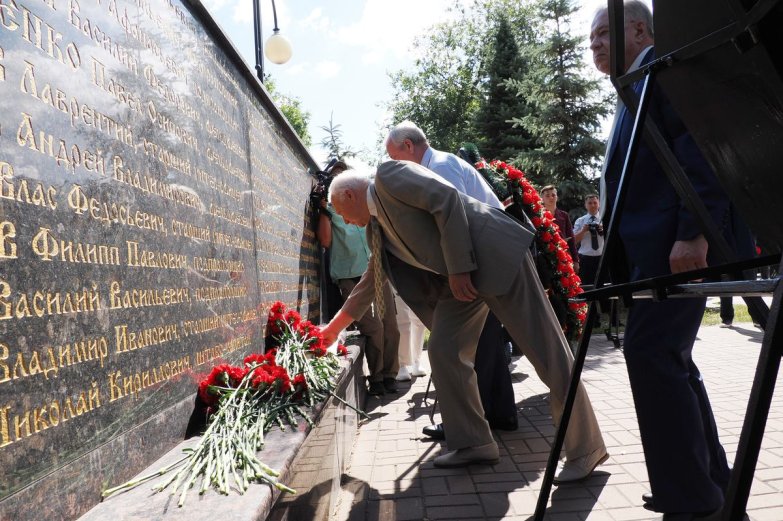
[244, 353, 266, 367]
[541, 231, 553, 243]
[198, 380, 219, 406]
[285, 309, 302, 328]
[292, 373, 307, 389]
[337, 344, 348, 356]
[532, 217, 543, 228]
[507, 168, 523, 181]
[229, 366, 249, 384]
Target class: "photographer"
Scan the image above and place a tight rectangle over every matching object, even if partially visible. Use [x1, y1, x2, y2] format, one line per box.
[573, 194, 608, 326]
[315, 161, 400, 396]
[573, 194, 604, 284]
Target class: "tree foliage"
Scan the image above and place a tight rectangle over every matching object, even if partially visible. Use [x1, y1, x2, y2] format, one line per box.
[474, 15, 536, 162]
[383, 1, 534, 154]
[385, 22, 483, 153]
[383, 0, 612, 214]
[319, 113, 357, 160]
[264, 76, 312, 147]
[506, 0, 611, 211]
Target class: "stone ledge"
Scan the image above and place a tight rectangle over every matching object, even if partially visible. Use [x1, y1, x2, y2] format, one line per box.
[79, 342, 365, 521]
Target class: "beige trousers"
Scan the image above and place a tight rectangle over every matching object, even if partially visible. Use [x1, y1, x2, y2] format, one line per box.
[424, 253, 605, 458]
[393, 292, 427, 368]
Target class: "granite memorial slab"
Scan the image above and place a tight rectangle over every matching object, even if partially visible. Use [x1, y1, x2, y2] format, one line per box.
[0, 0, 321, 519]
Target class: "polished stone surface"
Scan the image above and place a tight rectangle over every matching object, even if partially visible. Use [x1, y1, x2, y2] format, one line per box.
[0, 0, 319, 518]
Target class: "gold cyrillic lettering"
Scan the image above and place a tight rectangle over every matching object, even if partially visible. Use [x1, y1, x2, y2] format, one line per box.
[0, 405, 11, 447]
[0, 343, 8, 383]
[0, 221, 17, 259]
[32, 227, 58, 260]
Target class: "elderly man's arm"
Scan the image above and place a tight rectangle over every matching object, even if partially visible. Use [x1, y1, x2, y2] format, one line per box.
[322, 227, 379, 341]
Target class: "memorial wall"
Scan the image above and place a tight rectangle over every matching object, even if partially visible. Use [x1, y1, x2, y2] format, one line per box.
[0, 0, 321, 518]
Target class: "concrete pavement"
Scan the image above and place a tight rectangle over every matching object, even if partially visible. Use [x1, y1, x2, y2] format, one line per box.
[332, 323, 783, 521]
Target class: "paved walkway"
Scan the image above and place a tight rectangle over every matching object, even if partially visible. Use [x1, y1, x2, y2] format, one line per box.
[332, 323, 783, 521]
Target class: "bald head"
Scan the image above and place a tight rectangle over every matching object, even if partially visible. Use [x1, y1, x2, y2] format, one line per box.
[328, 169, 372, 227]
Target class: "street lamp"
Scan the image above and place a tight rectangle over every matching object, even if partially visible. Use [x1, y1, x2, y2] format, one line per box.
[253, 0, 292, 83]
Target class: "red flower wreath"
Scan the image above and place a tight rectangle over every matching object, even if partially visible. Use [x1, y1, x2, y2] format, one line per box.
[475, 160, 588, 340]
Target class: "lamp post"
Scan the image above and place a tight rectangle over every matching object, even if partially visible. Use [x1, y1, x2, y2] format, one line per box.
[253, 0, 292, 83]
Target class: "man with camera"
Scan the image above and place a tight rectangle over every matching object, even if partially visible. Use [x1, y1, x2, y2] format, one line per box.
[573, 194, 604, 287]
[315, 161, 400, 396]
[573, 194, 611, 329]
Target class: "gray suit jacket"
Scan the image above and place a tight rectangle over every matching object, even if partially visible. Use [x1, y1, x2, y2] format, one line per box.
[342, 161, 534, 320]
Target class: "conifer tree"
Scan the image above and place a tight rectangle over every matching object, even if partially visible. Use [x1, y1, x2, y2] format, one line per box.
[474, 15, 535, 162]
[384, 1, 534, 154]
[507, 0, 610, 212]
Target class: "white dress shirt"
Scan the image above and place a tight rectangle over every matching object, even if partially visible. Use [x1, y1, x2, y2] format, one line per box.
[422, 147, 503, 210]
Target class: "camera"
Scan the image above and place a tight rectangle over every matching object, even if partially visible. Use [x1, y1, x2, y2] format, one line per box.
[587, 222, 604, 235]
[587, 217, 604, 250]
[309, 158, 342, 209]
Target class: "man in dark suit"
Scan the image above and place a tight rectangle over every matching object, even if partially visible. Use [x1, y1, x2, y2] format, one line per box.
[591, 2, 748, 519]
[320, 162, 607, 476]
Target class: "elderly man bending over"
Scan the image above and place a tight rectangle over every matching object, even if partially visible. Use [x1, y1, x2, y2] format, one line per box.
[320, 161, 607, 478]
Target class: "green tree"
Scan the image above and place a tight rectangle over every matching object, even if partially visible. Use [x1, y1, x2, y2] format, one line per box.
[264, 76, 312, 147]
[319, 113, 356, 160]
[385, 23, 482, 153]
[506, 0, 610, 212]
[384, 1, 534, 154]
[474, 15, 536, 162]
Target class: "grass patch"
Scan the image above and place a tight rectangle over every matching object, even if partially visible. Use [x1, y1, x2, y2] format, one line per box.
[702, 304, 754, 326]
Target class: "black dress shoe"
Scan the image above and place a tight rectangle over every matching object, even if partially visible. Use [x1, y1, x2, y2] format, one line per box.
[422, 423, 445, 440]
[368, 381, 385, 396]
[383, 377, 398, 393]
[488, 416, 519, 431]
[643, 492, 655, 510]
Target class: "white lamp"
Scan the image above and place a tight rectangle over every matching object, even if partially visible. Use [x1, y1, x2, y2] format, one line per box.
[253, 0, 292, 82]
[265, 30, 292, 65]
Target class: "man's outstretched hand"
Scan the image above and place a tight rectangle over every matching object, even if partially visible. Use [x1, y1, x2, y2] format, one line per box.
[321, 309, 354, 346]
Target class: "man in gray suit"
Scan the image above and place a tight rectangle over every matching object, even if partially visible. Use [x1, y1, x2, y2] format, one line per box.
[321, 161, 607, 477]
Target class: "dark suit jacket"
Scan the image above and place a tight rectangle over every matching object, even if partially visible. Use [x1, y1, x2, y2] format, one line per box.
[342, 161, 535, 320]
[604, 48, 748, 279]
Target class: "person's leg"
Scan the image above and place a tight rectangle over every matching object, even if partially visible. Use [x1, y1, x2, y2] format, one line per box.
[579, 254, 599, 287]
[719, 296, 734, 325]
[486, 253, 606, 461]
[394, 291, 415, 368]
[473, 312, 516, 428]
[409, 315, 428, 374]
[379, 281, 400, 380]
[338, 278, 385, 383]
[623, 298, 728, 513]
[427, 294, 492, 450]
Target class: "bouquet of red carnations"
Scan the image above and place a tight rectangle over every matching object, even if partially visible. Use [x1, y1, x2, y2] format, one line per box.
[103, 302, 352, 506]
